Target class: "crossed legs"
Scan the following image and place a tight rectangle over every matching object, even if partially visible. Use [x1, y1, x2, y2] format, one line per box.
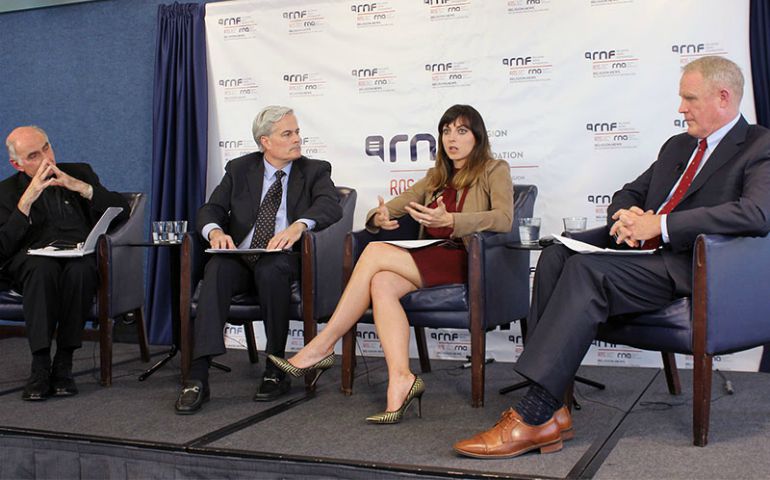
[286, 242, 423, 411]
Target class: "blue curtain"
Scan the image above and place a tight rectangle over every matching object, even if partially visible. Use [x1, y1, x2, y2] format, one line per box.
[147, 2, 208, 345]
[750, 0, 770, 372]
[751, 0, 770, 129]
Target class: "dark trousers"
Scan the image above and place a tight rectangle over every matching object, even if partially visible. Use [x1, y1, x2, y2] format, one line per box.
[9, 255, 98, 354]
[515, 245, 678, 399]
[192, 253, 299, 374]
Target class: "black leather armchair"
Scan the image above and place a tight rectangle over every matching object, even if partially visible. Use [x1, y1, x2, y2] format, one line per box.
[0, 193, 150, 386]
[570, 225, 770, 446]
[340, 185, 537, 407]
[179, 187, 357, 389]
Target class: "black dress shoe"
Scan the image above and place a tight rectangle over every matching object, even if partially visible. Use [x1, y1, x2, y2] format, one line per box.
[175, 380, 210, 415]
[253, 373, 291, 402]
[22, 367, 51, 401]
[50, 363, 78, 397]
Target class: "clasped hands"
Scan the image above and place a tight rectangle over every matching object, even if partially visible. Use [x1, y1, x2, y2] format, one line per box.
[18, 159, 93, 216]
[372, 195, 454, 230]
[208, 221, 307, 250]
[609, 206, 661, 248]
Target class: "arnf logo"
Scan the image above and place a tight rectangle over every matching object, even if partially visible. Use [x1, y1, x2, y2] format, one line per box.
[584, 50, 616, 61]
[218, 140, 245, 149]
[586, 122, 618, 132]
[218, 79, 244, 87]
[587, 194, 611, 205]
[356, 330, 379, 339]
[219, 17, 241, 26]
[425, 63, 453, 72]
[430, 332, 459, 341]
[283, 73, 309, 82]
[365, 134, 436, 162]
[283, 10, 307, 19]
[674, 119, 688, 129]
[502, 57, 532, 66]
[351, 3, 378, 12]
[424, 0, 450, 4]
[672, 44, 705, 54]
[351, 68, 379, 77]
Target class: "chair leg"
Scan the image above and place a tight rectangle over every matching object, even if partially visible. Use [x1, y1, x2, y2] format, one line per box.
[661, 352, 681, 395]
[134, 308, 150, 363]
[693, 352, 712, 447]
[341, 326, 356, 395]
[243, 322, 259, 364]
[414, 326, 432, 373]
[99, 314, 113, 387]
[470, 326, 486, 408]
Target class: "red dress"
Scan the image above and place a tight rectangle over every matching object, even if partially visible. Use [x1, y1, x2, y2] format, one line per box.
[409, 186, 469, 287]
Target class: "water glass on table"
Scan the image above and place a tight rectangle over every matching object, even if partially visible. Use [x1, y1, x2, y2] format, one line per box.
[518, 217, 541, 246]
[562, 216, 587, 234]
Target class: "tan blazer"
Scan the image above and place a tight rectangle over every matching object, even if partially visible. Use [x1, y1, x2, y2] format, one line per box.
[366, 158, 513, 240]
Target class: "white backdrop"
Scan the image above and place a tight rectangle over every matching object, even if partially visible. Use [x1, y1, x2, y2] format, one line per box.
[205, 0, 762, 371]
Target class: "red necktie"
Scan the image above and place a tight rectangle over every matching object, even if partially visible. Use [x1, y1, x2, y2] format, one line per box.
[643, 139, 707, 250]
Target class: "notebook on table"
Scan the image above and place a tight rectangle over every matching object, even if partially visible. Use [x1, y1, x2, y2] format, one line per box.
[27, 207, 124, 258]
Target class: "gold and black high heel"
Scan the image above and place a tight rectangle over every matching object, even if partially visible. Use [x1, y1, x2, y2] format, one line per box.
[268, 353, 334, 388]
[366, 376, 425, 424]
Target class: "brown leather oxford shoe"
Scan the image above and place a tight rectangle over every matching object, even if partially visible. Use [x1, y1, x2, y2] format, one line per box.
[453, 408, 563, 459]
[553, 405, 574, 441]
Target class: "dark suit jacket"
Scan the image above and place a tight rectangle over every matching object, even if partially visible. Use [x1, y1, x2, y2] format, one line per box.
[608, 116, 770, 295]
[197, 152, 342, 245]
[0, 162, 130, 271]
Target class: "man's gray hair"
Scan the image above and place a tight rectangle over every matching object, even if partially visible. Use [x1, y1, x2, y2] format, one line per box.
[252, 106, 294, 152]
[683, 56, 744, 102]
[6, 125, 49, 163]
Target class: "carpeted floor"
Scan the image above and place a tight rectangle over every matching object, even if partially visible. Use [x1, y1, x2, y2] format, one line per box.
[1, 337, 769, 479]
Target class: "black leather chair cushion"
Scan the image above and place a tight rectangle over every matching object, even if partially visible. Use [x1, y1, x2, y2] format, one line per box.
[189, 280, 302, 322]
[599, 298, 692, 354]
[400, 284, 468, 312]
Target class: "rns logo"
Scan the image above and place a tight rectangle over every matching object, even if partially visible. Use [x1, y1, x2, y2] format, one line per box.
[365, 134, 436, 162]
[351, 68, 379, 77]
[502, 57, 532, 66]
[425, 63, 453, 72]
[584, 50, 616, 60]
[283, 10, 307, 19]
[218, 17, 241, 26]
[672, 44, 704, 54]
[586, 122, 618, 132]
[283, 74, 309, 82]
[351, 3, 377, 12]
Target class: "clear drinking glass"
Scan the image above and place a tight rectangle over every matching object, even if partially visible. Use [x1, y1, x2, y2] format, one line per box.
[518, 217, 541, 246]
[563, 216, 587, 234]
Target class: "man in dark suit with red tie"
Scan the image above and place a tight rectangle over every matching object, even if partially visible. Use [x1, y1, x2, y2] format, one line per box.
[454, 56, 770, 458]
[175, 106, 342, 414]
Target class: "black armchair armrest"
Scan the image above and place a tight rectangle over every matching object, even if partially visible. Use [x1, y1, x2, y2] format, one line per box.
[304, 188, 357, 320]
[695, 233, 770, 354]
[97, 193, 146, 318]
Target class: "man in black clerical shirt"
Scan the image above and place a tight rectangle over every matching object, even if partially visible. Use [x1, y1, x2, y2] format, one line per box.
[0, 126, 129, 401]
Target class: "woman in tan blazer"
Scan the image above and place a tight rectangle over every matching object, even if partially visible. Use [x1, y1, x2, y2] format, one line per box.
[271, 105, 513, 423]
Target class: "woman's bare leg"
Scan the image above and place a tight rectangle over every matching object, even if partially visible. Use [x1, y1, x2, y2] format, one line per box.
[369, 270, 420, 411]
[287, 242, 423, 368]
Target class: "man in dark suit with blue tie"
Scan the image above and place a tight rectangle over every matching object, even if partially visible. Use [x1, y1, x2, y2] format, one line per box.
[175, 106, 342, 414]
[454, 56, 770, 458]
